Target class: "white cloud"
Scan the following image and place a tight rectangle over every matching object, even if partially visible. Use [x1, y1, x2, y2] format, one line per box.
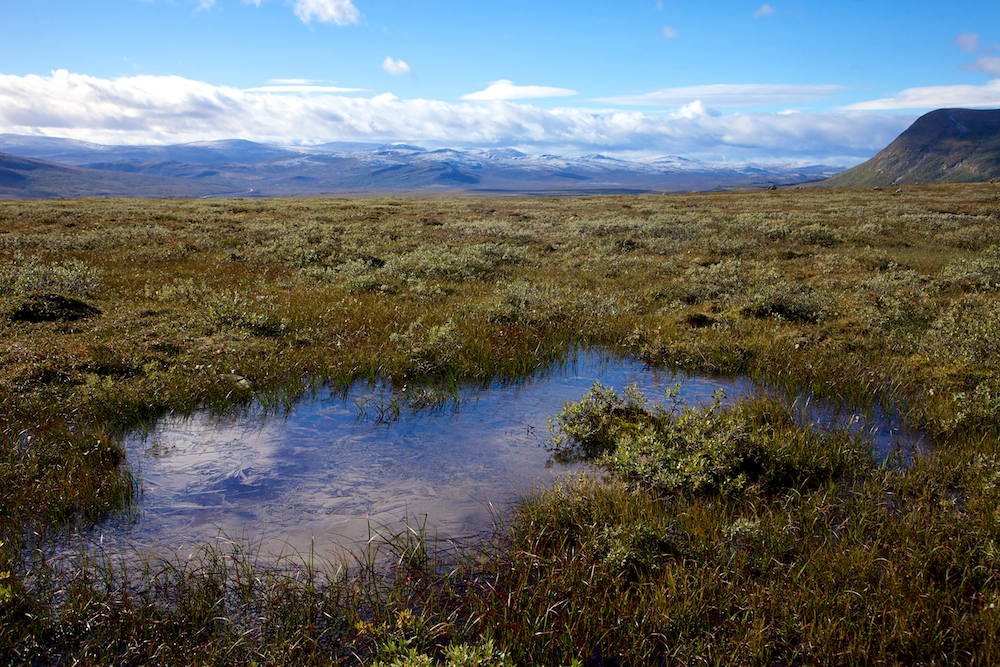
[244, 84, 367, 93]
[662, 26, 678, 39]
[382, 57, 415, 76]
[291, 0, 361, 25]
[677, 101, 721, 118]
[268, 78, 320, 85]
[753, 3, 776, 18]
[955, 32, 980, 53]
[960, 56, 1000, 77]
[841, 79, 1000, 110]
[461, 80, 578, 101]
[596, 83, 849, 107]
[0, 70, 912, 162]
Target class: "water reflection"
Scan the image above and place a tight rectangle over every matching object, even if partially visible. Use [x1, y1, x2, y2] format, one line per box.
[106, 350, 924, 558]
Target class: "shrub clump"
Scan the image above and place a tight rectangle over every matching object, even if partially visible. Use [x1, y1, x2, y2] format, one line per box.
[547, 382, 862, 497]
[742, 279, 831, 324]
[0, 253, 102, 297]
[547, 382, 764, 495]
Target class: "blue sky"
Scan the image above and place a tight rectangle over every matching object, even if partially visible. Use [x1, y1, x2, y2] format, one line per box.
[1, 0, 999, 164]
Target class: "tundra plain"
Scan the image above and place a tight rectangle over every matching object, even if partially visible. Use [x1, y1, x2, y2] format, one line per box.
[2, 185, 1000, 665]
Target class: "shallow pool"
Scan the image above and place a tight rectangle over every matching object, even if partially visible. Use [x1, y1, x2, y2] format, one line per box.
[100, 350, 924, 558]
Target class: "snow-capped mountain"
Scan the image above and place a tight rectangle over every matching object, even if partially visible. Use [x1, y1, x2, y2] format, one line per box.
[0, 134, 843, 198]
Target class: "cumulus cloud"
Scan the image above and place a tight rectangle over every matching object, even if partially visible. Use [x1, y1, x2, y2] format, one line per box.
[291, 0, 361, 25]
[753, 3, 776, 18]
[955, 32, 980, 53]
[677, 101, 721, 118]
[841, 79, 1000, 110]
[662, 26, 678, 39]
[461, 80, 578, 101]
[0, 70, 911, 161]
[596, 83, 849, 107]
[382, 57, 415, 76]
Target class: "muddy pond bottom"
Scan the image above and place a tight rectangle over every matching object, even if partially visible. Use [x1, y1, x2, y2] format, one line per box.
[107, 351, 923, 559]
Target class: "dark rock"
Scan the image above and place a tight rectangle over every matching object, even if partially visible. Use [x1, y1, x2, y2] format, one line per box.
[685, 312, 718, 328]
[9, 293, 102, 323]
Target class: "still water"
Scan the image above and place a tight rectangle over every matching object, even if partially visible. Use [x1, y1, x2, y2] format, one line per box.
[105, 350, 923, 558]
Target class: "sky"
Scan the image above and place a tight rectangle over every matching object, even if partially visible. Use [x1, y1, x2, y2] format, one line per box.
[1, 0, 999, 165]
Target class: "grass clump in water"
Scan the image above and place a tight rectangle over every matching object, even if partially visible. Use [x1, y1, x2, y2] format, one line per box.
[548, 382, 868, 496]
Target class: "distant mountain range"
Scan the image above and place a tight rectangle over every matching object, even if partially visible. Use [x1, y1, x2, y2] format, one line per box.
[0, 152, 222, 199]
[0, 134, 843, 199]
[819, 108, 1000, 187]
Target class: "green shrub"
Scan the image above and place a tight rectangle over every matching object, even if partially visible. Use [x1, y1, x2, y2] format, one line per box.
[390, 317, 462, 374]
[0, 253, 102, 297]
[742, 279, 831, 324]
[940, 246, 1000, 291]
[547, 382, 760, 495]
[205, 290, 288, 337]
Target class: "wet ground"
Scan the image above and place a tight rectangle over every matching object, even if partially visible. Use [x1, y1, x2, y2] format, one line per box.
[98, 350, 924, 559]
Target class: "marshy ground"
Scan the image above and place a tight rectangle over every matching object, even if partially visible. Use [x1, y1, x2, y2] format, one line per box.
[2, 184, 1000, 665]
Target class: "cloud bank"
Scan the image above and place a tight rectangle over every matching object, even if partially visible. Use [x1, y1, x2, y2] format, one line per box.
[0, 70, 913, 162]
[840, 79, 1000, 110]
[596, 83, 849, 108]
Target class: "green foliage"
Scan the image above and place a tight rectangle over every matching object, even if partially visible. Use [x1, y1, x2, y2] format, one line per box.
[549, 383, 868, 497]
[679, 258, 748, 305]
[205, 290, 289, 337]
[742, 278, 831, 323]
[940, 245, 1000, 290]
[0, 252, 102, 297]
[390, 317, 462, 374]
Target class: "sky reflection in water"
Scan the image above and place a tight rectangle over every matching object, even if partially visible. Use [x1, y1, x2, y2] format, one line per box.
[111, 350, 922, 558]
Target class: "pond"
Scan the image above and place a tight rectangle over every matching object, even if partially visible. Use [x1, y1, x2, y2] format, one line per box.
[96, 350, 925, 559]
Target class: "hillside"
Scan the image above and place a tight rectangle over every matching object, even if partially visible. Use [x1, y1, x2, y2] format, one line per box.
[0, 152, 224, 199]
[819, 108, 1000, 187]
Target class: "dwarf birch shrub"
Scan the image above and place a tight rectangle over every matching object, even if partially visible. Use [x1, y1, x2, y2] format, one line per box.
[547, 382, 760, 496]
[742, 278, 832, 324]
[680, 259, 750, 305]
[205, 291, 288, 337]
[924, 295, 1000, 366]
[855, 269, 933, 331]
[485, 280, 576, 325]
[390, 317, 462, 375]
[940, 246, 1000, 291]
[0, 253, 102, 297]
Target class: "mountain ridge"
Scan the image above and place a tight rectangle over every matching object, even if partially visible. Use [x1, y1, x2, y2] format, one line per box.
[818, 108, 1000, 187]
[0, 134, 844, 198]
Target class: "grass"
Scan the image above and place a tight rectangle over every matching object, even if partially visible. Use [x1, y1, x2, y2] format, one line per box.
[2, 183, 1000, 664]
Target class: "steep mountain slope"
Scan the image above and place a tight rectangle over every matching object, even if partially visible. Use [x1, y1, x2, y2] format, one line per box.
[820, 108, 1000, 187]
